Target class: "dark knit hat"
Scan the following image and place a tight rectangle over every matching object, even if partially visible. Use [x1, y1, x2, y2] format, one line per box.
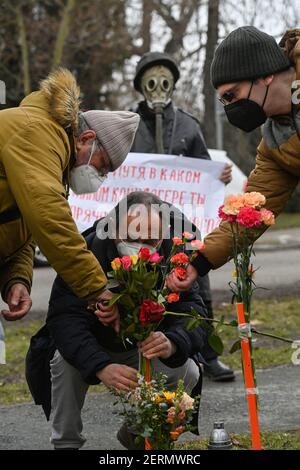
[211, 26, 291, 88]
[134, 52, 180, 92]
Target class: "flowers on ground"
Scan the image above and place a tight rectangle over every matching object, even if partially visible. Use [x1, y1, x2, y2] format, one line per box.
[113, 374, 198, 450]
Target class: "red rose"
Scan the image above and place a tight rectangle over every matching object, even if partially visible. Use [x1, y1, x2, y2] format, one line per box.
[174, 266, 187, 280]
[139, 299, 165, 326]
[139, 247, 151, 261]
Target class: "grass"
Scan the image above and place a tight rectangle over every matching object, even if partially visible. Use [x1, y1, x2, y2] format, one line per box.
[0, 320, 42, 405]
[0, 318, 106, 405]
[213, 297, 300, 370]
[176, 429, 300, 450]
[271, 213, 300, 231]
[0, 296, 299, 405]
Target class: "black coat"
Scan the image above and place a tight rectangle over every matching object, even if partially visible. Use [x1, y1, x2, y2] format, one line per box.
[26, 221, 210, 419]
[131, 101, 211, 159]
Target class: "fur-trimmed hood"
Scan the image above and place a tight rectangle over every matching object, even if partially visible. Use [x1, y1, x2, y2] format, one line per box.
[39, 67, 81, 132]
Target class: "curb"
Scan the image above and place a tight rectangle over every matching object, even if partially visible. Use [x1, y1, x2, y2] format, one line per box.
[254, 242, 300, 252]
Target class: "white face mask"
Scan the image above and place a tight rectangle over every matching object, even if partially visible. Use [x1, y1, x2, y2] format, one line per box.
[116, 241, 160, 257]
[70, 140, 107, 194]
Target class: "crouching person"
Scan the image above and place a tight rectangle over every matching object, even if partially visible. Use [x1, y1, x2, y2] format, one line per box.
[26, 191, 210, 450]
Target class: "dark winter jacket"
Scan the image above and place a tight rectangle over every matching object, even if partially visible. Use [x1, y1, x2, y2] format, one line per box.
[131, 101, 211, 159]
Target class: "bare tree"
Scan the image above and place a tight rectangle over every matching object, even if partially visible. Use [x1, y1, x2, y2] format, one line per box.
[202, 0, 219, 148]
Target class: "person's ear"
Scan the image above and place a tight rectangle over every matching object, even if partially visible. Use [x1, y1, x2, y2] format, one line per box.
[263, 75, 274, 86]
[76, 130, 96, 150]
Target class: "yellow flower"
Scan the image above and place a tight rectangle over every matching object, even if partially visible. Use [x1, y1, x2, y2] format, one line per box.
[130, 255, 139, 266]
[111, 258, 121, 271]
[154, 394, 164, 403]
[163, 391, 176, 403]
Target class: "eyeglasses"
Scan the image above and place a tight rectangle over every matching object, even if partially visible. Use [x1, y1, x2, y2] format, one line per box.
[218, 90, 237, 105]
[218, 80, 258, 106]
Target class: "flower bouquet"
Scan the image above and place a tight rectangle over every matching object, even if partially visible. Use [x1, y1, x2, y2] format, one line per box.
[113, 374, 198, 450]
[108, 233, 205, 379]
[218, 192, 275, 450]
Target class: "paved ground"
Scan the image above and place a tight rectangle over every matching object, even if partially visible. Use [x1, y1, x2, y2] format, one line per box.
[0, 364, 299, 450]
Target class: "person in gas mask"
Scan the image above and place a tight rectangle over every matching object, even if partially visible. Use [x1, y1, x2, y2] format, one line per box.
[166, 27, 300, 299]
[0, 67, 139, 323]
[130, 52, 234, 382]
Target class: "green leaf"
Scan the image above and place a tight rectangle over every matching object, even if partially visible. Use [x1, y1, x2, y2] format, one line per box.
[229, 320, 238, 327]
[208, 334, 224, 355]
[157, 293, 166, 304]
[229, 339, 241, 354]
[108, 293, 123, 306]
[185, 317, 200, 331]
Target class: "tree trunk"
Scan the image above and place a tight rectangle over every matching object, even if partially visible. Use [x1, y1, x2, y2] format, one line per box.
[203, 0, 219, 148]
[16, 5, 31, 96]
[52, 0, 77, 68]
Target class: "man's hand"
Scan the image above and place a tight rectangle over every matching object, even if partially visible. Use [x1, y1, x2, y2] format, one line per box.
[94, 290, 120, 333]
[96, 364, 138, 391]
[166, 264, 198, 292]
[219, 163, 232, 185]
[1, 283, 32, 321]
[139, 331, 176, 360]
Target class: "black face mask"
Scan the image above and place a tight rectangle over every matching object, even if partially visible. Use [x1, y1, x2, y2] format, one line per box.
[224, 81, 269, 132]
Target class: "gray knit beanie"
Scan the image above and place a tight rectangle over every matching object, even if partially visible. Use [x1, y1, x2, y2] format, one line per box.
[211, 26, 291, 88]
[82, 110, 140, 170]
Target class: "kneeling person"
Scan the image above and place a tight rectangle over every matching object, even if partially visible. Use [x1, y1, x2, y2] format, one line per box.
[27, 192, 209, 450]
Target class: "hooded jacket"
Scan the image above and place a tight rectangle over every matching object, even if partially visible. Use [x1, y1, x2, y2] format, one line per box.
[0, 68, 107, 300]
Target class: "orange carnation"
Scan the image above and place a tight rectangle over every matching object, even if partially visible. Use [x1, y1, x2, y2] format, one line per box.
[223, 194, 245, 215]
[174, 266, 187, 280]
[260, 208, 275, 226]
[243, 192, 266, 208]
[170, 252, 189, 265]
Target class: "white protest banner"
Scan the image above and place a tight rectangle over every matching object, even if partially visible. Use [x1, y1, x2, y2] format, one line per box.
[68, 152, 226, 239]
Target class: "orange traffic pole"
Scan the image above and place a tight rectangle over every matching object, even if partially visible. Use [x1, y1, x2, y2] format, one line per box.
[236, 302, 262, 450]
[145, 358, 152, 450]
